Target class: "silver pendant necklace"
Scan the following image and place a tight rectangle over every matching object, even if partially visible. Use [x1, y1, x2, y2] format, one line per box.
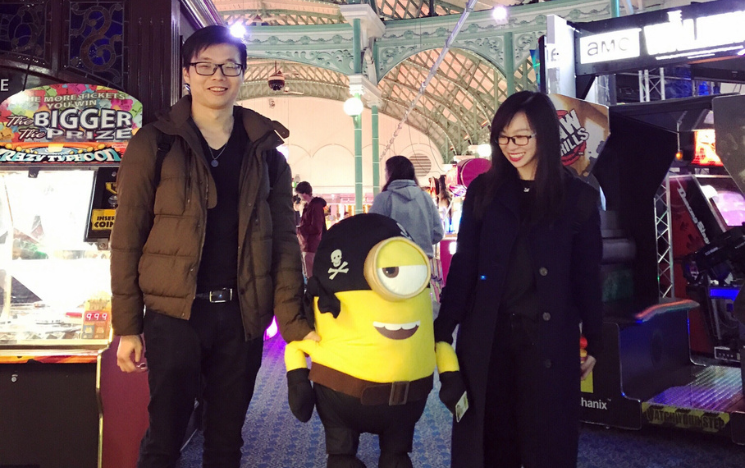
[208, 119, 234, 168]
[209, 144, 227, 167]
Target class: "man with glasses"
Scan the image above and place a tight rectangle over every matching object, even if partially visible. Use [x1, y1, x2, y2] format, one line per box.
[111, 25, 318, 467]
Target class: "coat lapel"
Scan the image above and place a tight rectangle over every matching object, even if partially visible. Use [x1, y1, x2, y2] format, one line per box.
[493, 176, 521, 221]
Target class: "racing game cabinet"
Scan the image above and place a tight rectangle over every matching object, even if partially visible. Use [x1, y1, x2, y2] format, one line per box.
[584, 96, 745, 444]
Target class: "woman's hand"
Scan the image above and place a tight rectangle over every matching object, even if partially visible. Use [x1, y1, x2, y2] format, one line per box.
[581, 355, 596, 380]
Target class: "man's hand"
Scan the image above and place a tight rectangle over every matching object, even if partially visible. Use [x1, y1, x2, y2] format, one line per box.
[581, 355, 596, 380]
[117, 335, 146, 373]
[303, 330, 321, 342]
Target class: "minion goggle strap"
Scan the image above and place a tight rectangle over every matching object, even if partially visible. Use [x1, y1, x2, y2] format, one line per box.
[363, 237, 431, 302]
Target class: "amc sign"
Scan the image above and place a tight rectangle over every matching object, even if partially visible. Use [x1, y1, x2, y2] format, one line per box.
[579, 28, 641, 64]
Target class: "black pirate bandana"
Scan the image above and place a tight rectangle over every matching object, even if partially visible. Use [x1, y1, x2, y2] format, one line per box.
[306, 213, 413, 318]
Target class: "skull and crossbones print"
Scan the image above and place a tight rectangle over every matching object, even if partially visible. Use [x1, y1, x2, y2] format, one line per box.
[328, 249, 349, 280]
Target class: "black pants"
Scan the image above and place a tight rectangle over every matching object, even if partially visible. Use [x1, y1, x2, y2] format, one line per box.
[314, 383, 427, 468]
[483, 314, 541, 468]
[137, 300, 263, 468]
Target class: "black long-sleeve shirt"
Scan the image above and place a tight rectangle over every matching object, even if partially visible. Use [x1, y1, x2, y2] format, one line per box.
[499, 180, 540, 321]
[192, 112, 248, 289]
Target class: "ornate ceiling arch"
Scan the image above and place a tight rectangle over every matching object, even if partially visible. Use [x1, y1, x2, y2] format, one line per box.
[215, 0, 580, 160]
[214, 0, 481, 26]
[239, 44, 522, 158]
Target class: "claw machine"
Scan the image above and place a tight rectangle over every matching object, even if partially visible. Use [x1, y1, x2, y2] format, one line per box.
[0, 83, 148, 468]
[438, 157, 491, 288]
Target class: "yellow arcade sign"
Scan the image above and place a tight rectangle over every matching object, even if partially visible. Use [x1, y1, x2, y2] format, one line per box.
[91, 209, 116, 230]
[642, 403, 729, 433]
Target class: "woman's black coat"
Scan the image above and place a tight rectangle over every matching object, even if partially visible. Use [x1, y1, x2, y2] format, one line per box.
[434, 173, 603, 468]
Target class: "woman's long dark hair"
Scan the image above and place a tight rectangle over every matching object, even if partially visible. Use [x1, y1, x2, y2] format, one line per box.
[382, 155, 417, 192]
[475, 91, 565, 223]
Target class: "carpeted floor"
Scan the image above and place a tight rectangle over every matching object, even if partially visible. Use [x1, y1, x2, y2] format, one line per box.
[181, 337, 745, 468]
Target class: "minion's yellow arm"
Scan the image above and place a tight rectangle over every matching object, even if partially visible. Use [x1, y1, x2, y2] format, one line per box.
[284, 340, 321, 371]
[435, 341, 459, 373]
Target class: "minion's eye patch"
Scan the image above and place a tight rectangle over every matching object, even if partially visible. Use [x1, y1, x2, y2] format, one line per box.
[364, 237, 430, 301]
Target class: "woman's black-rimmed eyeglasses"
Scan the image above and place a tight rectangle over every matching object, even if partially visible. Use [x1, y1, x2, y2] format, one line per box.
[189, 62, 244, 77]
[496, 133, 536, 146]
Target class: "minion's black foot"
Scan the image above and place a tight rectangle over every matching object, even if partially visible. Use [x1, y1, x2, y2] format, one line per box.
[327, 454, 367, 468]
[378, 451, 413, 468]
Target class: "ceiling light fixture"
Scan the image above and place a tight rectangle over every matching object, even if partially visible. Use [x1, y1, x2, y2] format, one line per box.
[343, 97, 364, 116]
[477, 143, 492, 158]
[492, 6, 509, 24]
[230, 23, 247, 38]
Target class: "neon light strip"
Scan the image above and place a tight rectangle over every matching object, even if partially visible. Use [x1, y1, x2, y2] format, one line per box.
[654, 45, 742, 61]
[709, 288, 740, 301]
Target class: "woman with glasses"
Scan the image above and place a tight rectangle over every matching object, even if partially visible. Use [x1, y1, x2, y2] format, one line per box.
[433, 91, 603, 468]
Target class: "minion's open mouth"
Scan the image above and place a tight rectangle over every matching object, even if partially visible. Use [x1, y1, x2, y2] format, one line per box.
[372, 321, 420, 340]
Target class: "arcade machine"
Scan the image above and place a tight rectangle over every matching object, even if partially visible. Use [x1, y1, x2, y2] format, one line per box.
[439, 157, 490, 287]
[537, 0, 745, 443]
[580, 95, 745, 444]
[670, 124, 745, 361]
[0, 84, 149, 467]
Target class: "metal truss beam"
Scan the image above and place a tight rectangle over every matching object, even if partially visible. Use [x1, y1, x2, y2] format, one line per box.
[655, 176, 675, 298]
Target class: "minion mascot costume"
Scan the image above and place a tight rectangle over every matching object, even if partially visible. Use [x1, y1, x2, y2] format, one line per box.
[285, 213, 466, 468]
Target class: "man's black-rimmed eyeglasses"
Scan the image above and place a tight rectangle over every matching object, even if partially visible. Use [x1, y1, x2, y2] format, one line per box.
[496, 133, 536, 147]
[189, 62, 244, 77]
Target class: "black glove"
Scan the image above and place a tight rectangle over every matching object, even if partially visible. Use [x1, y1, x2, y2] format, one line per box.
[287, 368, 315, 422]
[439, 371, 466, 415]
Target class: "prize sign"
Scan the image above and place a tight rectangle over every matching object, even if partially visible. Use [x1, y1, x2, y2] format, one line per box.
[0, 83, 142, 165]
[549, 94, 610, 178]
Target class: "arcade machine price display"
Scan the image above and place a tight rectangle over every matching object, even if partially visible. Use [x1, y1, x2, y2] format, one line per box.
[81, 311, 110, 340]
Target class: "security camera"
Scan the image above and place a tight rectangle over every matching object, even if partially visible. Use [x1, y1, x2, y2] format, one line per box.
[268, 68, 285, 91]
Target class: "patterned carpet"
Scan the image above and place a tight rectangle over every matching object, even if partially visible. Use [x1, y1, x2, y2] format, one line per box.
[181, 337, 745, 468]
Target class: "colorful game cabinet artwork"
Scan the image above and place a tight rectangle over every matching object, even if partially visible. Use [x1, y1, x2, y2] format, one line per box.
[549, 94, 611, 179]
[0, 83, 142, 244]
[0, 83, 141, 169]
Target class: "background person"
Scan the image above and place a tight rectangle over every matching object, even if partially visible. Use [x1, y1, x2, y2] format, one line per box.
[438, 174, 453, 233]
[433, 91, 603, 468]
[295, 181, 327, 279]
[369, 155, 444, 259]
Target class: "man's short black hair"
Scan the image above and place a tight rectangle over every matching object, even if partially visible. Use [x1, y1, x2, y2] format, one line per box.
[182, 25, 248, 70]
[295, 181, 312, 195]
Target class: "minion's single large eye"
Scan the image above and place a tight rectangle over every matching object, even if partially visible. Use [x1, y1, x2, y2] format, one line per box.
[382, 267, 399, 278]
[364, 237, 430, 301]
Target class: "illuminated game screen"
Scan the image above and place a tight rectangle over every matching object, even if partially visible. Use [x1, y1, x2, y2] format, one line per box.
[699, 177, 745, 228]
[693, 129, 723, 166]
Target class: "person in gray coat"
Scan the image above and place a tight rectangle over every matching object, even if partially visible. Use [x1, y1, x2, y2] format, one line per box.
[370, 155, 444, 258]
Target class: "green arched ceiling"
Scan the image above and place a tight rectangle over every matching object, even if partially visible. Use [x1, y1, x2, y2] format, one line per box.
[239, 49, 533, 156]
[216, 0, 494, 25]
[217, 0, 540, 157]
